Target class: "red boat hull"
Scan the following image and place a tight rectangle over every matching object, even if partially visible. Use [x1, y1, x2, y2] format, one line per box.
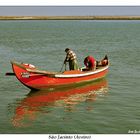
[11, 61, 109, 90]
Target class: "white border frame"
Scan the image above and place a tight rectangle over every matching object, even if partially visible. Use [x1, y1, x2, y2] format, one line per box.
[0, 0, 140, 6]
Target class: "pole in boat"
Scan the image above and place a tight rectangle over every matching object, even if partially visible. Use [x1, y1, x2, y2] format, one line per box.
[60, 62, 67, 72]
[65, 63, 67, 71]
[60, 63, 64, 72]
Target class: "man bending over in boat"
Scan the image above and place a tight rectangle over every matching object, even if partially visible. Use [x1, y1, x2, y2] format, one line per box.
[84, 56, 96, 71]
[83, 55, 108, 71]
[64, 48, 79, 70]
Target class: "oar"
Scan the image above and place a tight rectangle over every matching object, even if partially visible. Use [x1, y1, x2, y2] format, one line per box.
[5, 72, 15, 76]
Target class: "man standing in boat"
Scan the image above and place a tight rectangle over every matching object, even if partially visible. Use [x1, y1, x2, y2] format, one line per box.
[64, 48, 79, 70]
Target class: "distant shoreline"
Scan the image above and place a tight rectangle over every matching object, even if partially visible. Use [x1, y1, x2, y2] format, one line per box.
[0, 16, 140, 20]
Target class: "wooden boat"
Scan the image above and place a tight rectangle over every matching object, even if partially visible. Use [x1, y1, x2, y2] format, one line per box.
[10, 56, 109, 90]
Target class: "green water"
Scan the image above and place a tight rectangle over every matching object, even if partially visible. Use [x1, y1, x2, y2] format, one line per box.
[0, 20, 140, 134]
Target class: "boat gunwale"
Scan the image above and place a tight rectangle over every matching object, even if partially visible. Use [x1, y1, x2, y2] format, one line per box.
[54, 65, 109, 78]
[11, 61, 109, 78]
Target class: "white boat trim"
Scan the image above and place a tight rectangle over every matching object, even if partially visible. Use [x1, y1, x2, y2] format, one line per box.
[55, 65, 109, 78]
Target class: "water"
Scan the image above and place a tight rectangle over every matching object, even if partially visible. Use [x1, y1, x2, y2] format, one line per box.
[0, 20, 140, 134]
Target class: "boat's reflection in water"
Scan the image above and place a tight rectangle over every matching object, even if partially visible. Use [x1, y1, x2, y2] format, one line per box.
[12, 78, 108, 127]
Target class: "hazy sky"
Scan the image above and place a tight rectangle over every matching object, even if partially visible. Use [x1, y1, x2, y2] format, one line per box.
[0, 6, 140, 16]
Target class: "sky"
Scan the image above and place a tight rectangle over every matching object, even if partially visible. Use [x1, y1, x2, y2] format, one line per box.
[0, 6, 140, 16]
